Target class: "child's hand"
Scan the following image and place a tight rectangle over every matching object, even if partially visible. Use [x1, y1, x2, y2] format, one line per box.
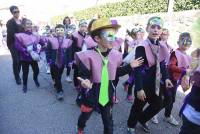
[165, 79, 173, 89]
[130, 57, 144, 68]
[77, 77, 93, 89]
[137, 89, 146, 101]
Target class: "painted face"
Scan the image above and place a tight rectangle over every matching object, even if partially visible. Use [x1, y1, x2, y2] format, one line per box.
[100, 29, 116, 42]
[97, 28, 117, 49]
[23, 20, 32, 32]
[79, 24, 87, 33]
[147, 24, 162, 40]
[179, 36, 192, 51]
[55, 27, 65, 37]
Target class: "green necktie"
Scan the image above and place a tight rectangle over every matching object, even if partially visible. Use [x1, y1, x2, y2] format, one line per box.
[99, 57, 109, 106]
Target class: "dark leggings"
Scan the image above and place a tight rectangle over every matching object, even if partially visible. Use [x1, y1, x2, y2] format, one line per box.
[163, 80, 178, 117]
[66, 66, 71, 76]
[78, 104, 113, 134]
[50, 64, 64, 93]
[21, 61, 39, 86]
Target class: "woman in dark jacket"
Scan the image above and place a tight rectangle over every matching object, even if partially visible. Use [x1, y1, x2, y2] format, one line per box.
[6, 5, 23, 84]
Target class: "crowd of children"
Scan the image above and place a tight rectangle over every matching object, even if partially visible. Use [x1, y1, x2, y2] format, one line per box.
[5, 5, 200, 134]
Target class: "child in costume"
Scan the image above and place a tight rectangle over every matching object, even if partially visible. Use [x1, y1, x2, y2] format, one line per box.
[75, 18, 144, 134]
[127, 16, 173, 134]
[154, 32, 192, 125]
[46, 24, 73, 100]
[72, 20, 88, 90]
[179, 48, 200, 134]
[15, 18, 46, 93]
[123, 28, 145, 102]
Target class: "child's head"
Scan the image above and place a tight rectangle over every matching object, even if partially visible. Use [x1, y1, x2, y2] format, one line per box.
[177, 32, 192, 51]
[55, 24, 65, 37]
[78, 19, 88, 33]
[21, 18, 32, 32]
[32, 25, 39, 33]
[146, 16, 164, 40]
[191, 48, 200, 59]
[89, 18, 121, 49]
[160, 28, 169, 41]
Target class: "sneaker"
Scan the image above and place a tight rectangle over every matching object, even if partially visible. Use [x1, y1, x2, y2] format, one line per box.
[126, 95, 133, 103]
[151, 115, 159, 124]
[46, 66, 50, 74]
[34, 79, 40, 87]
[76, 126, 84, 134]
[23, 85, 27, 93]
[65, 76, 72, 82]
[164, 115, 179, 126]
[56, 91, 64, 101]
[127, 127, 135, 134]
[140, 122, 150, 133]
[112, 96, 119, 104]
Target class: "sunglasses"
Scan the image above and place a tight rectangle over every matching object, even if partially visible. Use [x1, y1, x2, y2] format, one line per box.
[12, 10, 20, 14]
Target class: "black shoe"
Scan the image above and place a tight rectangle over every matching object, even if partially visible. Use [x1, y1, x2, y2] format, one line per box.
[23, 85, 27, 93]
[140, 122, 150, 133]
[16, 78, 22, 85]
[34, 79, 40, 87]
[56, 91, 64, 101]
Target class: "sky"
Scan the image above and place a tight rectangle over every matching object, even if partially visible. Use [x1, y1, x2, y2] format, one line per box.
[0, 0, 123, 23]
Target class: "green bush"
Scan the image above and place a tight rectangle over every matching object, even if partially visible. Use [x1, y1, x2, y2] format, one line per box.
[73, 0, 200, 20]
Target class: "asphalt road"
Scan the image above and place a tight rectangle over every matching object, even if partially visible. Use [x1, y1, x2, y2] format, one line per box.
[0, 51, 184, 134]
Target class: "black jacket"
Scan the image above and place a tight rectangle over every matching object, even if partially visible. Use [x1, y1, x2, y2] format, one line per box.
[6, 18, 22, 48]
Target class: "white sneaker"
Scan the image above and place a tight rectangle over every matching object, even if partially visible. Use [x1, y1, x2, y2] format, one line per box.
[164, 115, 179, 126]
[46, 66, 50, 74]
[151, 115, 159, 124]
[65, 76, 72, 82]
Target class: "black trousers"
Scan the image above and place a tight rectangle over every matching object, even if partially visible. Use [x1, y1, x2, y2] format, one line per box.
[163, 80, 178, 117]
[66, 65, 71, 76]
[127, 87, 163, 128]
[50, 64, 64, 93]
[179, 115, 200, 134]
[21, 61, 39, 86]
[73, 64, 79, 87]
[78, 104, 113, 134]
[9, 46, 21, 80]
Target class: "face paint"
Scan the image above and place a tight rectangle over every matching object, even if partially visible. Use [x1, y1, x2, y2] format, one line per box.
[56, 28, 65, 36]
[100, 30, 116, 42]
[180, 37, 192, 46]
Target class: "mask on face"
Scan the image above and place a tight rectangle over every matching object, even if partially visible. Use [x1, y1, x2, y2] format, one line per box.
[100, 30, 116, 42]
[56, 28, 65, 36]
[179, 37, 192, 46]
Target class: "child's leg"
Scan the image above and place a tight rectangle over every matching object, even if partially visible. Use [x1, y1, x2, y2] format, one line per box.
[127, 97, 147, 129]
[66, 66, 71, 76]
[77, 105, 93, 131]
[164, 81, 178, 117]
[21, 61, 29, 87]
[30, 61, 39, 80]
[50, 65, 64, 93]
[30, 61, 40, 87]
[73, 64, 79, 89]
[21, 61, 30, 92]
[99, 104, 113, 134]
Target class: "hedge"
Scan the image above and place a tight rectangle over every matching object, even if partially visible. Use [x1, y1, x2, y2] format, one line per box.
[73, 0, 200, 20]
